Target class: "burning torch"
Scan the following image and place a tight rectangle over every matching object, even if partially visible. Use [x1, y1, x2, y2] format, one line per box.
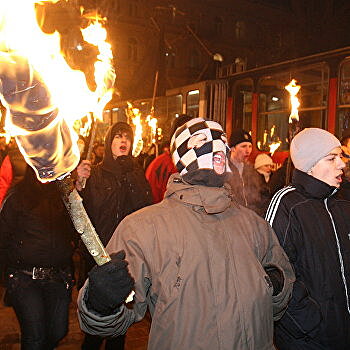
[0, 1, 115, 266]
[285, 79, 302, 185]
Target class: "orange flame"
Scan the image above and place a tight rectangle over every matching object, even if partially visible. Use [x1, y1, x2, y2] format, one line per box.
[0, 0, 115, 182]
[285, 79, 301, 123]
[146, 114, 158, 144]
[126, 102, 143, 157]
[269, 141, 281, 156]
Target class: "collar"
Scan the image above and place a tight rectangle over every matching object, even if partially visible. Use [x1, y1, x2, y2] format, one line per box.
[292, 169, 338, 199]
[164, 174, 232, 214]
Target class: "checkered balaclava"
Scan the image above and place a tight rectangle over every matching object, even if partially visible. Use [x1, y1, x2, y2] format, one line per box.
[170, 117, 230, 180]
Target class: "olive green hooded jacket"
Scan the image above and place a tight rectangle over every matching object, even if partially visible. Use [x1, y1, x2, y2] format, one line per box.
[78, 174, 295, 350]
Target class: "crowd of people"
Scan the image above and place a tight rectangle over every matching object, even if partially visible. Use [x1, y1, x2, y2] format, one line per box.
[1, 116, 350, 349]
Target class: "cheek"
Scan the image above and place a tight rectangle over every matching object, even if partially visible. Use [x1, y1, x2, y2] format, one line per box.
[111, 139, 120, 151]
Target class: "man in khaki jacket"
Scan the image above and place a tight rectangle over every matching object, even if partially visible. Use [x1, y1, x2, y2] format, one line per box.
[78, 118, 295, 350]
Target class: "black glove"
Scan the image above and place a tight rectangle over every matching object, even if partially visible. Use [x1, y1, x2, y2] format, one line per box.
[264, 265, 284, 296]
[86, 250, 135, 316]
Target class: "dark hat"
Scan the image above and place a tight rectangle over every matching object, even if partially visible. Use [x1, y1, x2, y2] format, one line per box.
[170, 114, 193, 137]
[229, 129, 252, 148]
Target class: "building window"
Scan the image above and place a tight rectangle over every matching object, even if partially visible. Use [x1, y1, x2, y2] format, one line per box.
[235, 20, 246, 40]
[128, 38, 138, 61]
[214, 17, 223, 36]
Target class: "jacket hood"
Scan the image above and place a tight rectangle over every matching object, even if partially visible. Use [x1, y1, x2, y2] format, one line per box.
[101, 122, 134, 174]
[164, 173, 232, 214]
[292, 168, 338, 199]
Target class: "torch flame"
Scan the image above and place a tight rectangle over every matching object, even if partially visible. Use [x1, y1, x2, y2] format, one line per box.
[285, 79, 301, 123]
[146, 114, 158, 144]
[0, 0, 115, 182]
[269, 141, 281, 156]
[126, 102, 144, 157]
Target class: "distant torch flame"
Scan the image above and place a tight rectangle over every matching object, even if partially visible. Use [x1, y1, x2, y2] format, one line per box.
[0, 0, 115, 182]
[146, 114, 158, 144]
[285, 79, 301, 123]
[269, 141, 281, 156]
[127, 102, 144, 157]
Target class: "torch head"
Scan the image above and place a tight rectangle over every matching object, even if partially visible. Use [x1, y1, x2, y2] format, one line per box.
[0, 53, 80, 182]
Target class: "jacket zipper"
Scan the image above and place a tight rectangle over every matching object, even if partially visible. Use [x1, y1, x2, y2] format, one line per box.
[324, 197, 350, 315]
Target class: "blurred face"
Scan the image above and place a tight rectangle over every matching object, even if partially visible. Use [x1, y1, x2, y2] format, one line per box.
[213, 151, 226, 175]
[309, 147, 345, 188]
[258, 164, 272, 174]
[111, 131, 132, 159]
[95, 145, 105, 157]
[185, 130, 228, 175]
[230, 142, 252, 163]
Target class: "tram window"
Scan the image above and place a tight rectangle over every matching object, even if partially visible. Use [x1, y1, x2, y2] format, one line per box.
[339, 61, 350, 105]
[167, 94, 182, 119]
[257, 63, 329, 151]
[186, 90, 200, 118]
[232, 78, 253, 131]
[337, 59, 350, 138]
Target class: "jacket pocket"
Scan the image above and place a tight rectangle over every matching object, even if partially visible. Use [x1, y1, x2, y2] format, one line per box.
[277, 280, 322, 339]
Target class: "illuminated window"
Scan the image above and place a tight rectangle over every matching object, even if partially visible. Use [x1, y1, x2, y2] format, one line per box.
[186, 90, 200, 118]
[167, 94, 183, 120]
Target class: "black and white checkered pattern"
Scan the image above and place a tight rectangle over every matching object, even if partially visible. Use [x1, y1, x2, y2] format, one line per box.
[170, 117, 230, 176]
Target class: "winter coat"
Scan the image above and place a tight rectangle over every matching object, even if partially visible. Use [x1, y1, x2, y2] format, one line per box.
[79, 124, 152, 246]
[0, 178, 77, 269]
[78, 174, 295, 350]
[77, 126, 153, 289]
[226, 160, 266, 216]
[79, 157, 152, 246]
[265, 169, 350, 349]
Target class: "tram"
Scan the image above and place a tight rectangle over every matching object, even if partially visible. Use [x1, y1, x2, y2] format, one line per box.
[105, 46, 350, 164]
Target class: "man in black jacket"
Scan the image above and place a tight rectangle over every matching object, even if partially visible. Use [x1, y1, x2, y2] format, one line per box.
[76, 121, 152, 350]
[0, 166, 77, 350]
[266, 128, 350, 350]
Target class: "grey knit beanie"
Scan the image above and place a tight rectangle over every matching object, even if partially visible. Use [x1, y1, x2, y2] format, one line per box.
[290, 128, 341, 172]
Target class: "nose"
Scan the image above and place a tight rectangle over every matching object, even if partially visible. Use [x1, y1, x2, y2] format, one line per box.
[338, 157, 346, 169]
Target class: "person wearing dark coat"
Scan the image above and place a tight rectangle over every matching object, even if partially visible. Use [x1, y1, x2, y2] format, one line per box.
[266, 128, 350, 350]
[226, 128, 264, 216]
[0, 166, 77, 350]
[254, 153, 274, 216]
[75, 121, 153, 350]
